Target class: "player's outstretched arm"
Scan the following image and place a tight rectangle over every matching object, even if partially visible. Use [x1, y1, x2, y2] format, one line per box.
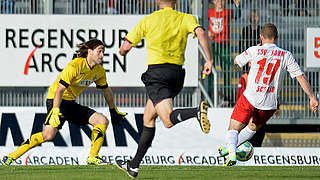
[119, 40, 133, 56]
[102, 87, 116, 109]
[101, 87, 127, 125]
[195, 27, 213, 76]
[53, 83, 66, 108]
[296, 74, 319, 112]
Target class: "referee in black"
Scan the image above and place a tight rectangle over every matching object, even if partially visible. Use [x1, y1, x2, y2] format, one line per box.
[116, 0, 214, 178]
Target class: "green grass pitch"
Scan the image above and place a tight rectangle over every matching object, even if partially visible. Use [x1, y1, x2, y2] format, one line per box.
[1, 165, 320, 180]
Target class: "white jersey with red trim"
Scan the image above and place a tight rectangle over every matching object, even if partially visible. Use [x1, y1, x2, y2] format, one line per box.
[235, 43, 304, 110]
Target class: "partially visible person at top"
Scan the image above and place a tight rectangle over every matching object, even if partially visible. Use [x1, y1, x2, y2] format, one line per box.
[239, 9, 261, 54]
[208, 0, 240, 44]
[107, 0, 117, 14]
[208, 0, 241, 106]
[219, 23, 318, 166]
[0, 39, 127, 166]
[115, 0, 214, 178]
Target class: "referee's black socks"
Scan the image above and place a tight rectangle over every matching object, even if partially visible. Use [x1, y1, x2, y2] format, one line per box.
[130, 126, 155, 168]
[169, 108, 197, 125]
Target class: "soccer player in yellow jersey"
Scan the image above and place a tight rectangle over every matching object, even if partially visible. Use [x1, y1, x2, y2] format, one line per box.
[115, 0, 214, 178]
[0, 39, 127, 166]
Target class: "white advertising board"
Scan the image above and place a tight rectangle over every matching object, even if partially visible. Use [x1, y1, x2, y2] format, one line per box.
[305, 27, 320, 69]
[0, 15, 198, 87]
[1, 107, 320, 166]
[2, 147, 320, 166]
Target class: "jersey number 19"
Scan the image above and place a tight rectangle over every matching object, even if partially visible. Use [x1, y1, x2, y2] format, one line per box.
[255, 58, 281, 85]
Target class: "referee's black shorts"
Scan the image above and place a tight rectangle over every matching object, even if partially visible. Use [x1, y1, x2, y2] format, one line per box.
[45, 99, 96, 129]
[141, 63, 185, 106]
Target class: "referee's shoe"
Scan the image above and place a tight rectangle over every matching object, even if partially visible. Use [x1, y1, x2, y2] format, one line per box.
[116, 160, 139, 178]
[197, 101, 210, 134]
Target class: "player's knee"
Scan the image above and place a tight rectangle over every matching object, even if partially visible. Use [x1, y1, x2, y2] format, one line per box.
[159, 114, 174, 128]
[92, 113, 109, 126]
[99, 115, 109, 126]
[42, 133, 55, 141]
[248, 122, 258, 131]
[42, 126, 57, 141]
[163, 120, 174, 128]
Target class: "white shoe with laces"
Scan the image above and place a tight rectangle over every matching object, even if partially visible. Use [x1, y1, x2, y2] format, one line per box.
[116, 160, 139, 178]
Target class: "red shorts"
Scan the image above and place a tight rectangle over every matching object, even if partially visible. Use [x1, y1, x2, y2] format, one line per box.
[231, 94, 276, 125]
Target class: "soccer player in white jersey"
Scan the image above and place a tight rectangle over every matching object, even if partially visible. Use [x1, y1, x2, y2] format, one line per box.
[219, 23, 319, 166]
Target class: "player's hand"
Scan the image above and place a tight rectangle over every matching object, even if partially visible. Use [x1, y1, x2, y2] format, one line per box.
[109, 106, 127, 126]
[46, 107, 61, 128]
[310, 96, 318, 112]
[202, 61, 213, 79]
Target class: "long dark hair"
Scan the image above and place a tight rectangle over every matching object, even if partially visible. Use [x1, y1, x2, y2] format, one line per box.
[76, 39, 105, 58]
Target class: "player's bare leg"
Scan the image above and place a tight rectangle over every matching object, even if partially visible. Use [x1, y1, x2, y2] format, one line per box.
[155, 98, 174, 128]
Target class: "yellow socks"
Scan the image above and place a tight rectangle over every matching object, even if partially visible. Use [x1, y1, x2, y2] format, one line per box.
[8, 132, 44, 160]
[8, 125, 107, 160]
[89, 124, 107, 157]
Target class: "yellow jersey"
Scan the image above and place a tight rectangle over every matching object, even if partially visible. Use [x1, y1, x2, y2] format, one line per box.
[47, 57, 108, 100]
[125, 7, 200, 65]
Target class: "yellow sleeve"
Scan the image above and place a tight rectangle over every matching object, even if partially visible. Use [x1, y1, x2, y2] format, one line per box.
[185, 14, 201, 38]
[125, 17, 147, 47]
[59, 63, 78, 86]
[95, 67, 108, 89]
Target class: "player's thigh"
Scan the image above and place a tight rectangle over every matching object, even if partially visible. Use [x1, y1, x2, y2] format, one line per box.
[155, 98, 173, 126]
[252, 109, 276, 126]
[230, 95, 254, 126]
[143, 99, 157, 127]
[141, 64, 184, 105]
[60, 100, 96, 126]
[45, 99, 67, 129]
[229, 119, 247, 131]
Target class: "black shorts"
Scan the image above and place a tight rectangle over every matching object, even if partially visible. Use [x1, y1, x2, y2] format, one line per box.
[45, 99, 96, 129]
[141, 63, 185, 105]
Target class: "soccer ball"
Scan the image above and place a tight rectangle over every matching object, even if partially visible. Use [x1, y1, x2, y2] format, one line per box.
[236, 141, 254, 161]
